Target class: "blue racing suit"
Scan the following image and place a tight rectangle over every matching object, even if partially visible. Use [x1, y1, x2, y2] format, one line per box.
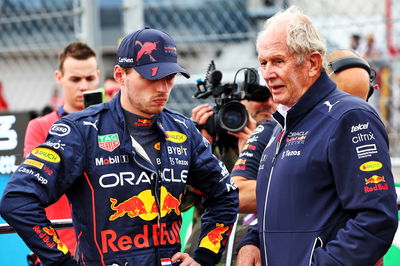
[0, 94, 238, 266]
[240, 73, 398, 265]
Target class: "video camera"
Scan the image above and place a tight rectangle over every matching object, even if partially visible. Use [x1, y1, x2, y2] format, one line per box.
[194, 61, 271, 143]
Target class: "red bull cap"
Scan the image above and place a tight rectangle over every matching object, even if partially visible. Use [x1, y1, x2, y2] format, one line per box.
[116, 27, 190, 80]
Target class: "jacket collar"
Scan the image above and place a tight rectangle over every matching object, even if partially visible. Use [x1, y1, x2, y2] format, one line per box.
[273, 72, 336, 131]
[108, 91, 168, 142]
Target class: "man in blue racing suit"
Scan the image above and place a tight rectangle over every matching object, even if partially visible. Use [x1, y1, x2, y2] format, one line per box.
[0, 28, 238, 266]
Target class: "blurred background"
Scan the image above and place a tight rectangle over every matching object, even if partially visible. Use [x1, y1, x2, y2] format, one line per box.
[0, 0, 399, 265]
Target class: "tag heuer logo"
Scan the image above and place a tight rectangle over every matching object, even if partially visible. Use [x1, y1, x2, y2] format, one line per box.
[98, 134, 120, 152]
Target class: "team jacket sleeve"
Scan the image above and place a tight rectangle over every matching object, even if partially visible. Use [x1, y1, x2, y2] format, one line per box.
[230, 120, 276, 180]
[313, 109, 398, 265]
[0, 118, 84, 265]
[237, 223, 260, 250]
[185, 122, 239, 265]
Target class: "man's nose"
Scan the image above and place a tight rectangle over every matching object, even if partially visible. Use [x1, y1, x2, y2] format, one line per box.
[79, 80, 90, 91]
[156, 78, 170, 92]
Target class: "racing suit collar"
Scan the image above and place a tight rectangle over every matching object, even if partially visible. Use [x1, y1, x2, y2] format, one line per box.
[109, 91, 168, 145]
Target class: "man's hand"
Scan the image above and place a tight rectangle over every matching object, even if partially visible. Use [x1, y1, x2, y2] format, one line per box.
[171, 252, 200, 266]
[237, 244, 262, 266]
[191, 104, 214, 143]
[228, 115, 256, 153]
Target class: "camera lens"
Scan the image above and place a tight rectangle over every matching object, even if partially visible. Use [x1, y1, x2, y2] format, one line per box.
[218, 101, 248, 132]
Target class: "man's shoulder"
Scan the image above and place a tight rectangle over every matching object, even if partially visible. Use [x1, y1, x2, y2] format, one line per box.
[63, 102, 110, 123]
[162, 108, 190, 120]
[161, 108, 193, 127]
[28, 110, 59, 128]
[317, 90, 376, 120]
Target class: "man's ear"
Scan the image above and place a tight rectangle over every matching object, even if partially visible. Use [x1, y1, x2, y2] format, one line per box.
[309, 52, 323, 77]
[113, 65, 125, 84]
[54, 70, 62, 86]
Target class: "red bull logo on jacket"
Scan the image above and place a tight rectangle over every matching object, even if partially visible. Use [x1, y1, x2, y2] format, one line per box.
[364, 175, 388, 193]
[32, 225, 69, 254]
[101, 220, 181, 253]
[199, 223, 229, 254]
[134, 118, 153, 127]
[108, 186, 182, 221]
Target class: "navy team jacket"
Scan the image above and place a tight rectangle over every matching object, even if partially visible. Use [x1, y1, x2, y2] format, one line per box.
[242, 72, 397, 265]
[0, 93, 238, 266]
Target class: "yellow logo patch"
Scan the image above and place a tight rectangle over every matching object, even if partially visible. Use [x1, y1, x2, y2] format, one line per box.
[32, 147, 60, 163]
[24, 159, 44, 169]
[359, 161, 382, 172]
[165, 131, 187, 143]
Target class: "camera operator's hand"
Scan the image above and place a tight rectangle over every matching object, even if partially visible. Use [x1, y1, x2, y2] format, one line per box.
[191, 104, 214, 143]
[228, 115, 256, 153]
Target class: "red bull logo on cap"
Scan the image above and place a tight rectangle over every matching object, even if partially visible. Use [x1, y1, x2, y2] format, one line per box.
[199, 223, 229, 254]
[135, 41, 158, 62]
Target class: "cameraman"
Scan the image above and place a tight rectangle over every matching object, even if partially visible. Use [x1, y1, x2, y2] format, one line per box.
[192, 96, 277, 170]
[185, 87, 277, 265]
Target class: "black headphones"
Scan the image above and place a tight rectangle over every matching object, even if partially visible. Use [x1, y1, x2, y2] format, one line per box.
[328, 56, 378, 101]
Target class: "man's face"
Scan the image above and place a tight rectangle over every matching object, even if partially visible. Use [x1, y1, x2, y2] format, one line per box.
[55, 56, 100, 113]
[118, 67, 175, 117]
[242, 97, 277, 124]
[257, 27, 311, 107]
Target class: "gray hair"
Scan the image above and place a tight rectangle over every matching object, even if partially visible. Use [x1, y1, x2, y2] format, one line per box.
[257, 6, 326, 70]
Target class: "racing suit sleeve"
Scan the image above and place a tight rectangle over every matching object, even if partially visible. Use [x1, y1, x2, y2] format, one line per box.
[313, 109, 398, 265]
[0, 118, 84, 265]
[185, 121, 239, 265]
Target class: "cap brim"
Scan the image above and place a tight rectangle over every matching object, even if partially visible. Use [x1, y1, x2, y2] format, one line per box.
[134, 62, 190, 80]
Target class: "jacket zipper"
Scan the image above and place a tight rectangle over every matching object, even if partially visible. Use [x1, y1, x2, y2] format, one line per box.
[131, 151, 162, 265]
[262, 125, 286, 266]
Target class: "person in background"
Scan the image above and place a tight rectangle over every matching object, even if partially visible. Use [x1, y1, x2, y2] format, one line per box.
[349, 33, 362, 54]
[187, 82, 277, 266]
[103, 75, 120, 101]
[237, 6, 397, 265]
[0, 81, 9, 112]
[326, 49, 375, 100]
[1, 27, 238, 266]
[22, 42, 100, 260]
